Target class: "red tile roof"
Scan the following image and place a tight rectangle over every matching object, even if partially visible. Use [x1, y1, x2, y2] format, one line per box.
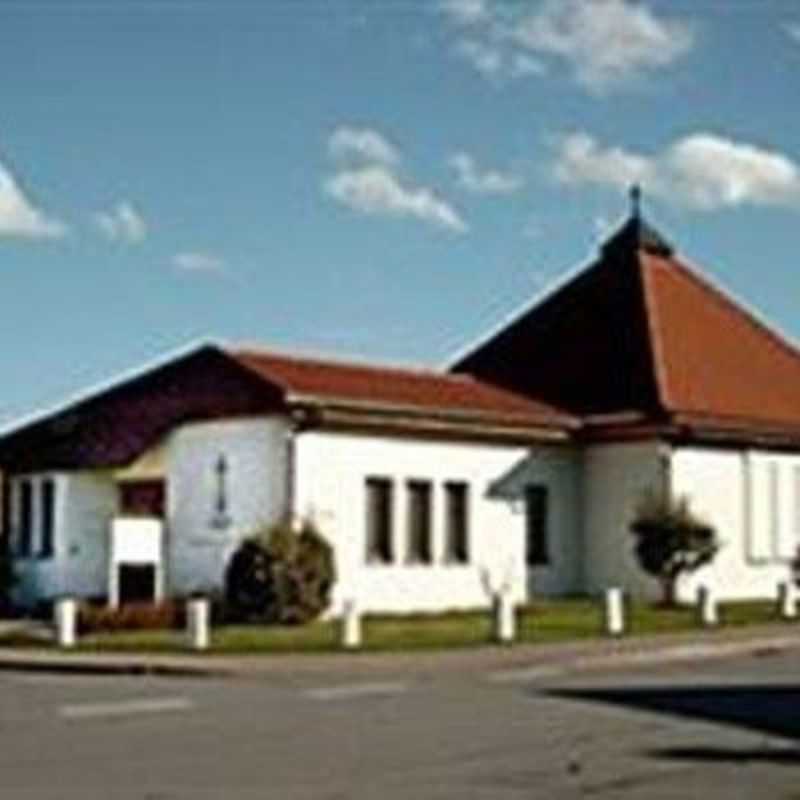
[0, 345, 575, 472]
[455, 215, 800, 442]
[5, 212, 798, 470]
[642, 251, 800, 431]
[231, 348, 573, 428]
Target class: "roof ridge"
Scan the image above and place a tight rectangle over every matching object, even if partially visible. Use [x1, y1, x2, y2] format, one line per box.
[636, 252, 673, 412]
[230, 344, 479, 384]
[229, 344, 575, 422]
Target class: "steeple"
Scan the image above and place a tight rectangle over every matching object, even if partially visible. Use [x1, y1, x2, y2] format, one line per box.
[601, 185, 674, 258]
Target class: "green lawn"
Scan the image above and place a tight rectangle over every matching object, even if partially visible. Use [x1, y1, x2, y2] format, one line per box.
[0, 598, 789, 655]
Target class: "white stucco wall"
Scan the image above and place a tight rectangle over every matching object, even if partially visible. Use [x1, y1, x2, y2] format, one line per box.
[166, 417, 290, 596]
[495, 447, 583, 598]
[583, 441, 667, 599]
[671, 447, 797, 602]
[10, 472, 117, 607]
[293, 431, 581, 615]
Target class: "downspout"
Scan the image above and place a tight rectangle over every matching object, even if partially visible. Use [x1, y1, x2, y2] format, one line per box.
[285, 406, 315, 527]
[286, 404, 325, 529]
[285, 422, 297, 526]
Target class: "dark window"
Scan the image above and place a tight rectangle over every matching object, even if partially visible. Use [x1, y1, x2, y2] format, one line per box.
[445, 482, 469, 564]
[119, 480, 165, 517]
[1, 476, 10, 548]
[18, 480, 33, 558]
[525, 485, 549, 567]
[366, 478, 393, 564]
[406, 481, 432, 564]
[40, 479, 55, 558]
[118, 564, 156, 605]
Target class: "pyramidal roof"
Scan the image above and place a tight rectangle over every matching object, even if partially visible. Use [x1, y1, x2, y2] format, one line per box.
[454, 210, 800, 443]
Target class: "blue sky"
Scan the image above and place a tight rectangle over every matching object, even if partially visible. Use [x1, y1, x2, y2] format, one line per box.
[2, 0, 800, 423]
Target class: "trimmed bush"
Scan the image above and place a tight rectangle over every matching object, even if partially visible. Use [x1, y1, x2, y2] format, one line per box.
[630, 492, 719, 607]
[224, 540, 277, 622]
[225, 519, 335, 625]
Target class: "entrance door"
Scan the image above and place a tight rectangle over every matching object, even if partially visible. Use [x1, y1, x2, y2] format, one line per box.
[119, 480, 165, 517]
[118, 564, 156, 604]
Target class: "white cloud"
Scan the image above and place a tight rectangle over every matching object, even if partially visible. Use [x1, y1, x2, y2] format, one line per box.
[513, 0, 694, 91]
[554, 132, 655, 190]
[172, 251, 227, 274]
[553, 131, 800, 211]
[0, 161, 66, 239]
[448, 152, 524, 194]
[440, 0, 489, 26]
[93, 201, 147, 244]
[328, 127, 400, 166]
[454, 38, 545, 81]
[454, 38, 504, 77]
[666, 135, 800, 210]
[442, 0, 693, 92]
[325, 164, 467, 233]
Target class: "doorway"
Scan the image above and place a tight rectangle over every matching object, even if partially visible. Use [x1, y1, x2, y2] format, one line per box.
[118, 564, 156, 604]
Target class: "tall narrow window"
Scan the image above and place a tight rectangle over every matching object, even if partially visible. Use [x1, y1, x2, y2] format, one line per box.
[769, 461, 781, 559]
[1, 476, 10, 549]
[366, 478, 393, 564]
[18, 480, 33, 558]
[407, 480, 432, 564]
[445, 482, 469, 564]
[525, 484, 549, 567]
[40, 479, 55, 559]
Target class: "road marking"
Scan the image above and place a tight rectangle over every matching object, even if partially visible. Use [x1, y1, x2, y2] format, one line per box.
[487, 666, 563, 684]
[59, 697, 193, 719]
[303, 682, 408, 701]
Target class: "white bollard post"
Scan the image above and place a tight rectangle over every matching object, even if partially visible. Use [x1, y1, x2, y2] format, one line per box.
[341, 599, 362, 650]
[493, 589, 516, 644]
[55, 597, 77, 649]
[604, 588, 625, 636]
[778, 581, 797, 620]
[697, 585, 718, 627]
[187, 597, 210, 651]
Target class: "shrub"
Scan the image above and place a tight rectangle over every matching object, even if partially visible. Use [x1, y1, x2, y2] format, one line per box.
[78, 601, 181, 634]
[630, 492, 719, 607]
[225, 518, 335, 625]
[224, 540, 277, 623]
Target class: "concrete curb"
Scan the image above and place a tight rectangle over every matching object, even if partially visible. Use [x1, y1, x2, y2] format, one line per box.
[0, 651, 228, 678]
[0, 627, 797, 681]
[487, 635, 798, 684]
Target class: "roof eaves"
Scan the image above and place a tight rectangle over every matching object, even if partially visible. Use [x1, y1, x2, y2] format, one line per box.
[285, 392, 578, 430]
[0, 340, 225, 442]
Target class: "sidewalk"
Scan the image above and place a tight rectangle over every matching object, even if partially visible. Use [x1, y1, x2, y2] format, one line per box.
[0, 624, 797, 681]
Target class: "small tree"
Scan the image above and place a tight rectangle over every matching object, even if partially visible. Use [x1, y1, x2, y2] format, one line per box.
[630, 492, 718, 607]
[225, 518, 335, 625]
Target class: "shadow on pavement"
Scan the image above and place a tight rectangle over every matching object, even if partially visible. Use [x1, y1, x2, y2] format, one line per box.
[546, 685, 800, 764]
[647, 746, 800, 765]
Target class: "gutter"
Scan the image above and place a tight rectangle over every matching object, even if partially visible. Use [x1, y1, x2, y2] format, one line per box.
[286, 399, 571, 446]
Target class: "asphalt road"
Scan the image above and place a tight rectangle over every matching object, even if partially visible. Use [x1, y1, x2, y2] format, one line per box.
[2, 650, 800, 799]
